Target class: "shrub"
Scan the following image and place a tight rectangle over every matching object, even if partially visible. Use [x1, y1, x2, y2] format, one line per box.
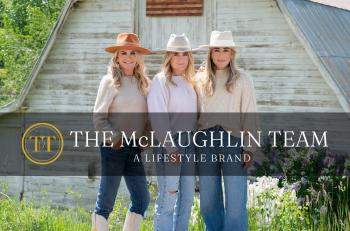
[254, 133, 350, 229]
[0, 0, 65, 106]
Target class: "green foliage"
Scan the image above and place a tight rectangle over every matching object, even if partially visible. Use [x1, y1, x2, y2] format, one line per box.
[0, 1, 4, 28]
[248, 189, 308, 230]
[1, 178, 349, 230]
[0, 198, 91, 230]
[189, 197, 205, 230]
[254, 133, 350, 229]
[248, 176, 349, 230]
[3, 0, 64, 34]
[0, 0, 65, 106]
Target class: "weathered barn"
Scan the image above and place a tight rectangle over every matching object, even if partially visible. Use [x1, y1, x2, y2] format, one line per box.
[0, 0, 349, 208]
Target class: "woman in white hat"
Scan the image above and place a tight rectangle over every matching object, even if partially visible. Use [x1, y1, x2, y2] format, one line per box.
[195, 31, 258, 231]
[92, 33, 150, 231]
[147, 34, 198, 231]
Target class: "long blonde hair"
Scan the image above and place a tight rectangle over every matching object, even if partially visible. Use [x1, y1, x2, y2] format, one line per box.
[162, 52, 195, 86]
[107, 51, 150, 95]
[203, 48, 240, 96]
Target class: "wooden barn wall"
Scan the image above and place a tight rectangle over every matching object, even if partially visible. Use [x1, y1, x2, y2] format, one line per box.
[1, 0, 345, 209]
[136, 0, 214, 49]
[23, 0, 344, 113]
[0, 113, 24, 199]
[1, 0, 134, 208]
[215, 0, 342, 112]
[23, 0, 134, 113]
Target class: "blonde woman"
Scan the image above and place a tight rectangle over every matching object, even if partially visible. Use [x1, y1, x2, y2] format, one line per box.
[147, 34, 198, 231]
[92, 33, 150, 231]
[196, 31, 257, 231]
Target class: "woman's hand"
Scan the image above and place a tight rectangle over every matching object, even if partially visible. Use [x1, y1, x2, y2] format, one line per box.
[111, 138, 123, 150]
[170, 151, 181, 165]
[242, 150, 253, 169]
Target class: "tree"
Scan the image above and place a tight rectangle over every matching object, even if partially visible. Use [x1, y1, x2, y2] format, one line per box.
[0, 1, 4, 28]
[0, 0, 65, 106]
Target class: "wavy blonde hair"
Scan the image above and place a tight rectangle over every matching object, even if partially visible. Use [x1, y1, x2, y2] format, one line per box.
[203, 48, 240, 96]
[162, 52, 195, 86]
[107, 51, 150, 95]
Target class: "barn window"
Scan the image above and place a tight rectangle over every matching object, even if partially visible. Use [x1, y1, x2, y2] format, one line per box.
[146, 0, 203, 16]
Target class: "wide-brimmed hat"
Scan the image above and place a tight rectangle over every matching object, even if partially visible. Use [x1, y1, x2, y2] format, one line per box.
[157, 34, 198, 53]
[105, 33, 150, 54]
[200, 31, 240, 48]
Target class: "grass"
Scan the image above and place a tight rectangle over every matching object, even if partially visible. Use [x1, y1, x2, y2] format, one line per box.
[0, 195, 90, 230]
[306, 182, 350, 231]
[0, 179, 349, 230]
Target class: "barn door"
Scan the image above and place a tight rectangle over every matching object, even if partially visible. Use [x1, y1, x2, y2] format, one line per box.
[135, 0, 215, 50]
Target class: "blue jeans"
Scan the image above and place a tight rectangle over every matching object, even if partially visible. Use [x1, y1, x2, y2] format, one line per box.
[94, 144, 150, 220]
[196, 126, 248, 231]
[153, 134, 196, 231]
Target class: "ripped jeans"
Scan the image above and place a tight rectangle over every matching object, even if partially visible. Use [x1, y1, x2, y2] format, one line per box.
[153, 134, 196, 231]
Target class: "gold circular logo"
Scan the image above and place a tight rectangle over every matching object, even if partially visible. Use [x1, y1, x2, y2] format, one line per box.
[21, 122, 64, 165]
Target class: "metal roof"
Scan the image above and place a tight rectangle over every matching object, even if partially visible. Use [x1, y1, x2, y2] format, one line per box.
[279, 0, 350, 108]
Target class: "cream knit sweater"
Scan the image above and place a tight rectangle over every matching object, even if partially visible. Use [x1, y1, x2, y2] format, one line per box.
[196, 68, 258, 152]
[93, 74, 148, 141]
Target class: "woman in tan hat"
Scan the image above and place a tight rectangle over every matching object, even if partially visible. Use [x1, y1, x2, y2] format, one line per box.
[195, 30, 258, 231]
[92, 33, 150, 231]
[147, 34, 198, 231]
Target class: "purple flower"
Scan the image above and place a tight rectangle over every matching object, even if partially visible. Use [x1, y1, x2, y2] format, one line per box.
[301, 177, 307, 185]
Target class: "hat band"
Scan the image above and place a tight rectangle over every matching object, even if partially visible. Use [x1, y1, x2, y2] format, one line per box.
[116, 42, 141, 47]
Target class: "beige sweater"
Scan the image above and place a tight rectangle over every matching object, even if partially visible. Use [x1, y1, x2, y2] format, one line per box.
[93, 74, 148, 141]
[196, 69, 258, 152]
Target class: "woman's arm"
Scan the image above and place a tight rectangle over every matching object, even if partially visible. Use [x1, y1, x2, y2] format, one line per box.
[93, 75, 121, 144]
[240, 72, 259, 168]
[147, 74, 178, 155]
